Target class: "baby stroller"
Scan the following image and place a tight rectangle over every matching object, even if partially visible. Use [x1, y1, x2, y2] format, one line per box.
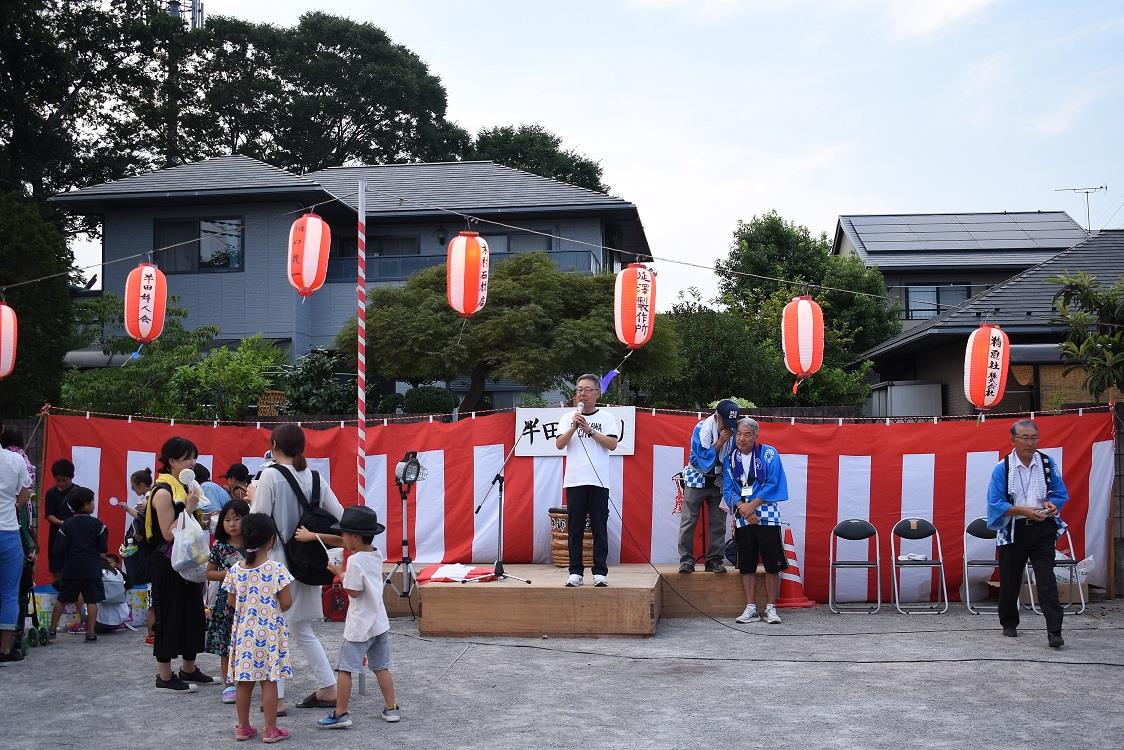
[17, 560, 50, 654]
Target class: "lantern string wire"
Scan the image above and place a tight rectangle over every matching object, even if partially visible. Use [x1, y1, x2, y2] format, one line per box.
[0, 182, 1112, 324]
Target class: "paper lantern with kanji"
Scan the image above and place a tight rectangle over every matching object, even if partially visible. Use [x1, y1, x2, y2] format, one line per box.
[0, 303, 16, 379]
[781, 295, 824, 394]
[614, 263, 656, 349]
[964, 323, 1010, 409]
[287, 212, 331, 297]
[124, 263, 167, 344]
[446, 231, 490, 316]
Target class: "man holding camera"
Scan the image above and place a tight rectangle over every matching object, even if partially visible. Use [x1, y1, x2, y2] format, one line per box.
[986, 418, 1069, 648]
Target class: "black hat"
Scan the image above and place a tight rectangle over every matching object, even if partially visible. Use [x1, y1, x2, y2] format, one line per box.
[714, 399, 741, 429]
[221, 463, 252, 483]
[330, 505, 386, 536]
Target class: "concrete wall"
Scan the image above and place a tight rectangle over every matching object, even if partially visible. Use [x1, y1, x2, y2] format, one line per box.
[103, 204, 609, 356]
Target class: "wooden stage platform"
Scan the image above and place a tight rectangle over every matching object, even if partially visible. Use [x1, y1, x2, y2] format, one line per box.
[378, 563, 772, 637]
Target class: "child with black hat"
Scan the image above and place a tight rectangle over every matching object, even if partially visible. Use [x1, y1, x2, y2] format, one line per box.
[316, 506, 399, 729]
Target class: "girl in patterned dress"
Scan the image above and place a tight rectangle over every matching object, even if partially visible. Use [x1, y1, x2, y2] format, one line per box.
[203, 499, 249, 704]
[222, 513, 293, 744]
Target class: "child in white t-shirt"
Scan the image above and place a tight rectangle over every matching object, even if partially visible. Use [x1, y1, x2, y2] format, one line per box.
[316, 506, 399, 729]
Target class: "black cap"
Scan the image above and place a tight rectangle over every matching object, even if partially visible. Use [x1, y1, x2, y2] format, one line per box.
[330, 506, 386, 536]
[715, 399, 741, 429]
[221, 463, 251, 483]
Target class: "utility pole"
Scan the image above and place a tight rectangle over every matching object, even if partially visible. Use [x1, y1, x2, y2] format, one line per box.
[161, 2, 205, 167]
[1055, 185, 1107, 235]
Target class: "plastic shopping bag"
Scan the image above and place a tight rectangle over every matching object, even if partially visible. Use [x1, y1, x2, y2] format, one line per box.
[171, 512, 210, 583]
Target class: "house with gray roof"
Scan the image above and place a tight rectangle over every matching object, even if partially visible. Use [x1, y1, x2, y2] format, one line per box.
[50, 155, 651, 407]
[860, 229, 1124, 416]
[832, 211, 1086, 328]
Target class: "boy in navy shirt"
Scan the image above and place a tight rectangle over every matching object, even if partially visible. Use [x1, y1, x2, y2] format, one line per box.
[48, 487, 107, 641]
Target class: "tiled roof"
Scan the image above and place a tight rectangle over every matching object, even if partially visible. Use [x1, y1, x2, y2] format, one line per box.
[834, 211, 1086, 270]
[308, 161, 635, 216]
[861, 229, 1124, 360]
[49, 155, 321, 202]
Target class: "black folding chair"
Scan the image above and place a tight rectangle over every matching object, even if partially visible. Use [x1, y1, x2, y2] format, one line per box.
[962, 516, 1009, 614]
[828, 519, 880, 614]
[891, 517, 949, 615]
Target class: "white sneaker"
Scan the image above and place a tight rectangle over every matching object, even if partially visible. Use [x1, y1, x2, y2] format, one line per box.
[735, 605, 759, 624]
[565, 574, 583, 587]
[764, 605, 782, 624]
[593, 575, 608, 587]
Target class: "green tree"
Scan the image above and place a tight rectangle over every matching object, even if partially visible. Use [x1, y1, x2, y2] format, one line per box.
[0, 193, 73, 415]
[169, 336, 285, 420]
[281, 348, 356, 416]
[61, 294, 219, 416]
[1051, 271, 1124, 403]
[468, 124, 608, 192]
[336, 253, 679, 411]
[716, 211, 830, 309]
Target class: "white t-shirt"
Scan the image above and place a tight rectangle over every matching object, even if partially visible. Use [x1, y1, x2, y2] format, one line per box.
[341, 548, 389, 642]
[0, 449, 32, 531]
[561, 408, 621, 489]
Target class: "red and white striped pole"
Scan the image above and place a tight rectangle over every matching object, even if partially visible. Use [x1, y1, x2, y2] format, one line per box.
[356, 179, 367, 506]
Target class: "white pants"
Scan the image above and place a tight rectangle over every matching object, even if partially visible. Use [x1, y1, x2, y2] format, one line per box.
[277, 617, 336, 698]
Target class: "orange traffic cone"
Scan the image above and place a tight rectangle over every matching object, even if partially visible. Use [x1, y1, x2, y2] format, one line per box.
[776, 527, 816, 608]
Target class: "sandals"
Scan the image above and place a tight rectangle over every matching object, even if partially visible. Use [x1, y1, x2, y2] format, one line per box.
[296, 692, 336, 708]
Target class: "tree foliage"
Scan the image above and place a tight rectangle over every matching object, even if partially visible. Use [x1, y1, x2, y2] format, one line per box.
[337, 253, 680, 411]
[0, 193, 73, 415]
[637, 212, 899, 408]
[1051, 271, 1124, 402]
[61, 294, 219, 416]
[468, 124, 607, 192]
[169, 336, 284, 420]
[281, 348, 356, 416]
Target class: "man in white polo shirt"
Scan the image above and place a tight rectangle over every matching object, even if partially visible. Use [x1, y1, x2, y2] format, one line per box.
[555, 374, 620, 588]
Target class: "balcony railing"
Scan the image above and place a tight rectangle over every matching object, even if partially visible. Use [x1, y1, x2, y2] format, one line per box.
[326, 250, 601, 282]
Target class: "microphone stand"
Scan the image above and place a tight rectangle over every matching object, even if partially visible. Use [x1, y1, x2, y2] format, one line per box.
[473, 427, 532, 584]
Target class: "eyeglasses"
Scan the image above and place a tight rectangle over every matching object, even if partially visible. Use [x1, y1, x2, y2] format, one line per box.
[575, 388, 598, 394]
[1014, 434, 1039, 442]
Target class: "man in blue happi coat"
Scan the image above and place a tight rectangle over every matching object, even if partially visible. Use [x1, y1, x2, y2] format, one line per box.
[723, 417, 789, 625]
[987, 418, 1069, 648]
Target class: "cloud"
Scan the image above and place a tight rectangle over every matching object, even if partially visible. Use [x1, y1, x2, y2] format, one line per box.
[885, 0, 997, 38]
[956, 52, 1016, 124]
[1027, 92, 1101, 137]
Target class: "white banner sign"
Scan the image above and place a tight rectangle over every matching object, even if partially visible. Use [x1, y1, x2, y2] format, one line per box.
[515, 407, 636, 456]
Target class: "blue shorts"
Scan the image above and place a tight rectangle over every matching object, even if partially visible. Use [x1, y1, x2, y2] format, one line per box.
[336, 631, 392, 673]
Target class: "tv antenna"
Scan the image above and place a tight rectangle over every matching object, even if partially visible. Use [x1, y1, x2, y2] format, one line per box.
[1055, 184, 1107, 234]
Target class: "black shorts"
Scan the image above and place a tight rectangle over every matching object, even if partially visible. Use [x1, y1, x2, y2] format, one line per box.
[734, 524, 788, 574]
[56, 577, 105, 604]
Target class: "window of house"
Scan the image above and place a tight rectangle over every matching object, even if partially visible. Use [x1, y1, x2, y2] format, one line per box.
[155, 217, 243, 273]
[509, 232, 552, 253]
[481, 234, 508, 253]
[370, 236, 419, 256]
[905, 284, 971, 320]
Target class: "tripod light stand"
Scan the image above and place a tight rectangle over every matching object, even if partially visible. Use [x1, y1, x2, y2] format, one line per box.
[386, 451, 422, 597]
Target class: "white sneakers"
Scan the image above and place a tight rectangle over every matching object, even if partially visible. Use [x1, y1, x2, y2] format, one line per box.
[735, 605, 759, 623]
[736, 604, 782, 624]
[593, 575, 608, 587]
[566, 574, 583, 587]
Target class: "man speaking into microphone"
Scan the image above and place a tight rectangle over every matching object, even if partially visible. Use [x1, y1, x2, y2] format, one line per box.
[555, 374, 619, 588]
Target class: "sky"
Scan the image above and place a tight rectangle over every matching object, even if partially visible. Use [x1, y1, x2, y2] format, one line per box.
[75, 0, 1124, 306]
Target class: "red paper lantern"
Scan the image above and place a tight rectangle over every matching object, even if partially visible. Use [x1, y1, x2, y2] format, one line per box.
[964, 323, 1009, 409]
[614, 263, 656, 349]
[781, 295, 824, 394]
[446, 231, 490, 317]
[0, 303, 16, 379]
[288, 212, 331, 297]
[124, 263, 168, 344]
